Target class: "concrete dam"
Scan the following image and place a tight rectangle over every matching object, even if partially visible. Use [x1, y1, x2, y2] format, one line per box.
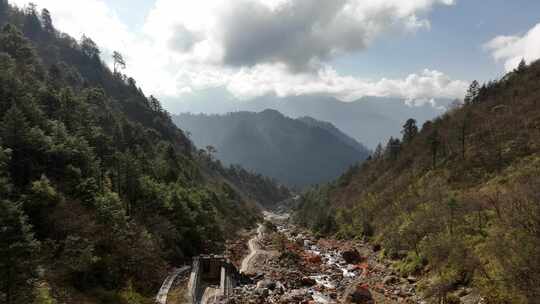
[187, 255, 243, 304]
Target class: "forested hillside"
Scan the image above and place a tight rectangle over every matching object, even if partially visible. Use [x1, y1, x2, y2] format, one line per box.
[0, 2, 288, 303]
[295, 61, 540, 302]
[174, 110, 370, 187]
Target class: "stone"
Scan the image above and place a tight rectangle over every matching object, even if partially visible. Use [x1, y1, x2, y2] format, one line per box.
[254, 287, 269, 297]
[257, 279, 276, 290]
[306, 254, 322, 264]
[301, 277, 317, 286]
[406, 276, 418, 283]
[342, 248, 364, 264]
[345, 284, 374, 304]
[383, 275, 399, 285]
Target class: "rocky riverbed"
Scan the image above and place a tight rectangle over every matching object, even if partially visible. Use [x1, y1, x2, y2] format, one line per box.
[217, 214, 427, 304]
[164, 212, 483, 304]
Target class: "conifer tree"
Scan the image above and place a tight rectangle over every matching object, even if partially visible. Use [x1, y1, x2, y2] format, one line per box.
[23, 3, 42, 40]
[401, 118, 418, 144]
[113, 51, 126, 73]
[40, 8, 54, 34]
[517, 58, 527, 73]
[464, 80, 479, 105]
[0, 200, 40, 304]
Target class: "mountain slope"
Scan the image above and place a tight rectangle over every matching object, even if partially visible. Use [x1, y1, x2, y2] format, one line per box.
[174, 110, 370, 187]
[297, 116, 367, 153]
[295, 62, 540, 302]
[0, 3, 288, 303]
[171, 91, 450, 148]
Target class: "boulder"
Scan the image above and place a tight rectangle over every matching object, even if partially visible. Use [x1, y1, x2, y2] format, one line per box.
[345, 284, 374, 304]
[342, 248, 364, 264]
[306, 254, 322, 264]
[254, 287, 269, 297]
[257, 279, 276, 290]
[301, 277, 317, 286]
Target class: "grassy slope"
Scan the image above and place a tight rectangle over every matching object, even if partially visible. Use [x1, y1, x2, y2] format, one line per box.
[295, 61, 540, 302]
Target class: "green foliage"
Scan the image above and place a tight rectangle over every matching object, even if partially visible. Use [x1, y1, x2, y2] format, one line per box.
[118, 281, 152, 304]
[0, 199, 40, 304]
[396, 252, 425, 277]
[0, 4, 282, 301]
[32, 283, 57, 304]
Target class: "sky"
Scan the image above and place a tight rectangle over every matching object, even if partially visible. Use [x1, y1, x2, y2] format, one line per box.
[10, 0, 540, 112]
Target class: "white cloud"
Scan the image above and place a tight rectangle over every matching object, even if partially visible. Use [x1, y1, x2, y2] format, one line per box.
[146, 0, 455, 70]
[225, 65, 467, 101]
[485, 23, 540, 71]
[11, 0, 466, 106]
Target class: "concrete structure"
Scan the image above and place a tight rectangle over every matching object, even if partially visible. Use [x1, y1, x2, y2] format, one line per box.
[155, 266, 191, 304]
[188, 255, 241, 304]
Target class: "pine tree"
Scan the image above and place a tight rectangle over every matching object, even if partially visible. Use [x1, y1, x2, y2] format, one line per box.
[401, 118, 418, 144]
[372, 143, 383, 160]
[0, 200, 40, 304]
[112, 51, 126, 73]
[464, 80, 479, 105]
[1, 105, 41, 187]
[385, 137, 401, 160]
[40, 9, 54, 34]
[428, 129, 440, 168]
[80, 35, 99, 58]
[23, 3, 42, 41]
[517, 58, 527, 73]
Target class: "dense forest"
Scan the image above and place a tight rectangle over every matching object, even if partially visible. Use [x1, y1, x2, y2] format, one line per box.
[0, 2, 289, 303]
[295, 60, 540, 302]
[174, 110, 370, 187]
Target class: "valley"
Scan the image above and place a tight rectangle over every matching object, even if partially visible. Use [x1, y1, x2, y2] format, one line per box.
[163, 210, 483, 304]
[2, 1, 540, 303]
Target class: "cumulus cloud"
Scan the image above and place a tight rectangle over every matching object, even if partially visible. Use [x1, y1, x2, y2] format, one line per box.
[485, 23, 540, 71]
[225, 65, 467, 101]
[11, 0, 466, 106]
[148, 0, 455, 70]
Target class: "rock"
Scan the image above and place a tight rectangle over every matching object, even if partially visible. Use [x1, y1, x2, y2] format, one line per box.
[383, 275, 399, 285]
[406, 276, 418, 283]
[460, 290, 483, 304]
[306, 254, 322, 264]
[345, 284, 374, 304]
[257, 279, 276, 290]
[301, 277, 317, 286]
[342, 248, 364, 264]
[254, 287, 269, 297]
[281, 289, 309, 302]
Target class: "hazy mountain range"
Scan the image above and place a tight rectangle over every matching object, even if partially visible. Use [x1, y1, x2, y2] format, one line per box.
[168, 91, 452, 148]
[173, 110, 370, 187]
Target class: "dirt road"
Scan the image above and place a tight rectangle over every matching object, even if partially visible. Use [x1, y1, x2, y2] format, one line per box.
[240, 223, 264, 274]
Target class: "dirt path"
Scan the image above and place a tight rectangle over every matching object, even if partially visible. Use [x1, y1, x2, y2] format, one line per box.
[240, 223, 264, 274]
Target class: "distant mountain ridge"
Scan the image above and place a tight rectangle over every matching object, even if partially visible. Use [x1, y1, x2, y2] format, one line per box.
[174, 110, 370, 187]
[297, 116, 367, 153]
[168, 92, 452, 148]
